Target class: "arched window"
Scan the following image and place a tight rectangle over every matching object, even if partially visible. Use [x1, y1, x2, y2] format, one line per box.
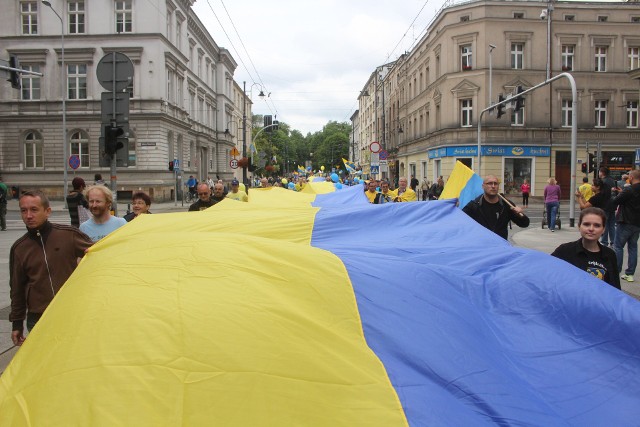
[24, 131, 43, 168]
[70, 130, 89, 167]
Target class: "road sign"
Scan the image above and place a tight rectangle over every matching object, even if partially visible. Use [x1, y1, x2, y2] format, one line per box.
[370, 152, 380, 165]
[101, 92, 130, 125]
[68, 155, 80, 170]
[230, 159, 238, 169]
[370, 165, 380, 174]
[379, 150, 388, 160]
[230, 147, 240, 157]
[96, 52, 134, 92]
[370, 141, 382, 153]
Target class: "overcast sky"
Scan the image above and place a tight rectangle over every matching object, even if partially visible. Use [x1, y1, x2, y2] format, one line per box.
[192, 0, 449, 135]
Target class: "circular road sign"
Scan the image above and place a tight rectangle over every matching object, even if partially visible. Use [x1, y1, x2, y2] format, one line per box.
[379, 150, 389, 160]
[230, 159, 238, 169]
[68, 155, 81, 170]
[369, 141, 382, 153]
[97, 52, 134, 92]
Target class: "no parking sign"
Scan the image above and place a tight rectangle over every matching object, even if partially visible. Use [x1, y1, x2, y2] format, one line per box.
[68, 155, 80, 170]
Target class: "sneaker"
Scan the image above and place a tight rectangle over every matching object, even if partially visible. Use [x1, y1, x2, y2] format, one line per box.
[551, 229, 555, 232]
[621, 274, 634, 282]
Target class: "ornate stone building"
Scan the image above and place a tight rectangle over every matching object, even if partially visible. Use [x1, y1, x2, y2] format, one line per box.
[356, 0, 640, 197]
[0, 0, 250, 201]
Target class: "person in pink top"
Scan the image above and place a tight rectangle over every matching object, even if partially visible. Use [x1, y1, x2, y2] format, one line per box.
[520, 179, 531, 207]
[544, 177, 562, 232]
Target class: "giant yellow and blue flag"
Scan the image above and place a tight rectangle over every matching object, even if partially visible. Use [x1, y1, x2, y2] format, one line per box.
[1, 185, 640, 425]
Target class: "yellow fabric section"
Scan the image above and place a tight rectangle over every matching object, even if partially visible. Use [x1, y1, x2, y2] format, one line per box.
[0, 195, 407, 426]
[440, 160, 476, 200]
[300, 181, 336, 195]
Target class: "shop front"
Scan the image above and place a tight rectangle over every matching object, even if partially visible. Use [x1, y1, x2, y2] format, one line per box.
[428, 145, 551, 196]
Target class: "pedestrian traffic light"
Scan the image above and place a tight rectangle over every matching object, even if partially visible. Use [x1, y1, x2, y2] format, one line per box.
[581, 162, 587, 174]
[169, 161, 174, 171]
[8, 56, 21, 90]
[496, 94, 505, 119]
[273, 120, 279, 131]
[514, 86, 525, 112]
[104, 125, 124, 156]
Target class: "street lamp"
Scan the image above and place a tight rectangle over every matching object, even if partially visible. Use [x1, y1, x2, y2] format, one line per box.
[42, 1, 67, 204]
[242, 82, 266, 186]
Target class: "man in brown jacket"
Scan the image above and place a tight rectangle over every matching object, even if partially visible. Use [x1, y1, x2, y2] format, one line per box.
[9, 190, 92, 346]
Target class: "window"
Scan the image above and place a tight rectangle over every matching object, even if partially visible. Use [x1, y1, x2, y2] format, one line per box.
[166, 69, 174, 103]
[561, 99, 573, 127]
[115, 0, 132, 33]
[176, 20, 182, 49]
[511, 107, 524, 126]
[561, 45, 574, 71]
[21, 65, 41, 100]
[67, 64, 87, 99]
[68, 1, 85, 34]
[461, 99, 473, 127]
[166, 10, 173, 43]
[177, 76, 183, 108]
[24, 132, 43, 168]
[564, 15, 575, 21]
[595, 47, 607, 72]
[21, 1, 38, 35]
[460, 15, 469, 22]
[633, 17, 640, 23]
[628, 47, 640, 70]
[461, 45, 472, 70]
[595, 100, 607, 128]
[597, 16, 608, 22]
[513, 12, 524, 19]
[70, 131, 89, 167]
[511, 43, 524, 69]
[627, 101, 639, 128]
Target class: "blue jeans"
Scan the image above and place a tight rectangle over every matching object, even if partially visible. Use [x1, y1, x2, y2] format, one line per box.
[601, 211, 616, 246]
[546, 201, 559, 230]
[613, 223, 640, 275]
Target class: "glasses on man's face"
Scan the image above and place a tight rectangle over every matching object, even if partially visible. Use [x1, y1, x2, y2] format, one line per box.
[485, 182, 499, 186]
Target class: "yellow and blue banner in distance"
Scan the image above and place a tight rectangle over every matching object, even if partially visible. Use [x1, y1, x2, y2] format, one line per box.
[439, 160, 484, 207]
[1, 185, 639, 425]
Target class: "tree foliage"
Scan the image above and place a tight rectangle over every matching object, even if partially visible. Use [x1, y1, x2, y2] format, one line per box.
[250, 116, 351, 176]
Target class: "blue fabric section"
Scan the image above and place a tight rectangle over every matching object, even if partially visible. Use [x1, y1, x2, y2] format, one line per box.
[311, 194, 640, 426]
[312, 183, 368, 207]
[458, 173, 484, 208]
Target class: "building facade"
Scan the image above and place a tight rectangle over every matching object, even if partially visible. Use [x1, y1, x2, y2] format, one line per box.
[357, 0, 640, 197]
[0, 0, 251, 201]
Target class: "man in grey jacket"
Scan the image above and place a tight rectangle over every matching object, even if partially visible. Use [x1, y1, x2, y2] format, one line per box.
[612, 170, 640, 282]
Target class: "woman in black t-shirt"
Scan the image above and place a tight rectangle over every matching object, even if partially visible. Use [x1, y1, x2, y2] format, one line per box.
[551, 207, 620, 289]
[576, 178, 608, 211]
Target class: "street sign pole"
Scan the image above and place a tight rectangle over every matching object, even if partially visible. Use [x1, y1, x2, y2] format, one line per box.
[97, 51, 134, 216]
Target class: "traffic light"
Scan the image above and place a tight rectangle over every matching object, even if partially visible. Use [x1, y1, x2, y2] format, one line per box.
[8, 56, 21, 90]
[104, 125, 124, 156]
[169, 161, 174, 171]
[496, 94, 505, 119]
[581, 162, 587, 174]
[514, 86, 525, 112]
[273, 120, 279, 131]
[264, 115, 272, 131]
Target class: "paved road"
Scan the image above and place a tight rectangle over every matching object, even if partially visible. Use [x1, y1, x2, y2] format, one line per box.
[1, 197, 639, 373]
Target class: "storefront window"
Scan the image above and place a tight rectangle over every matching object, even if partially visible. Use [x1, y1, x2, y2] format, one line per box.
[504, 158, 532, 195]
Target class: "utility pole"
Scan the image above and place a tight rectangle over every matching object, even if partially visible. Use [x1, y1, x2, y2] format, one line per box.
[242, 81, 247, 187]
